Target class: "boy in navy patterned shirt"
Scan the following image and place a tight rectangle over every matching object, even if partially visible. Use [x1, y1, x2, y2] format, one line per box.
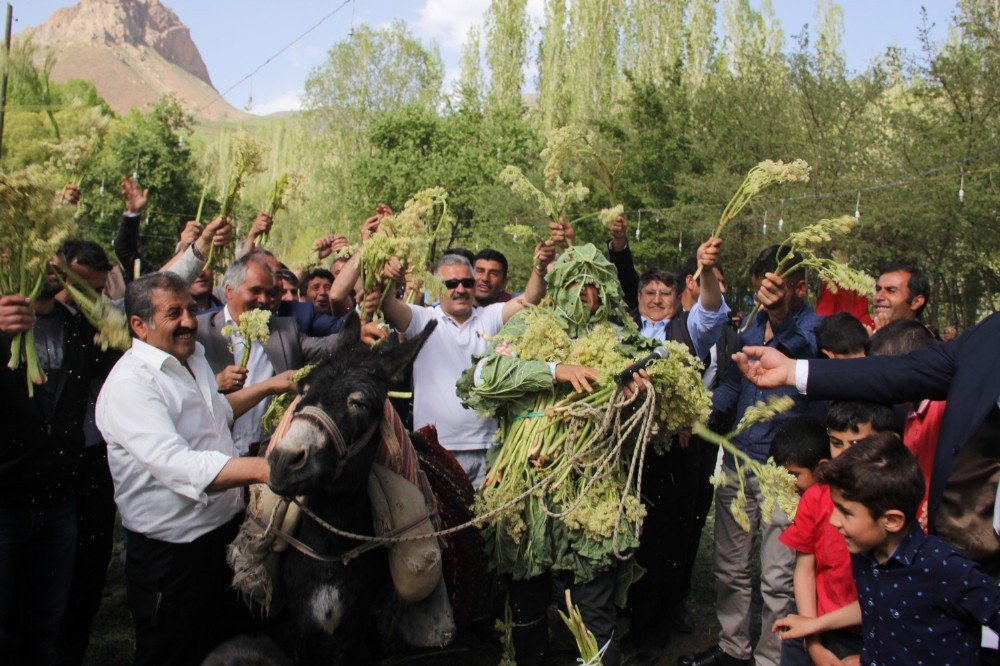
[772, 432, 1000, 665]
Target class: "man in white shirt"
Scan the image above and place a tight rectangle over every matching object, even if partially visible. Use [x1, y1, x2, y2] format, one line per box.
[96, 272, 292, 666]
[379, 250, 552, 487]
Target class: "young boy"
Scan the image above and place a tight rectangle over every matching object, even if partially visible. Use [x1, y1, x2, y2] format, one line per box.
[771, 417, 863, 665]
[773, 433, 1000, 664]
[825, 400, 896, 458]
[815, 312, 868, 359]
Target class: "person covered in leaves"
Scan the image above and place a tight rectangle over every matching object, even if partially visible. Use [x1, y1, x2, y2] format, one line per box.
[457, 244, 712, 666]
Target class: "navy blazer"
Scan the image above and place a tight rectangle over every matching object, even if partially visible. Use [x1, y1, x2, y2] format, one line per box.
[805, 313, 1000, 527]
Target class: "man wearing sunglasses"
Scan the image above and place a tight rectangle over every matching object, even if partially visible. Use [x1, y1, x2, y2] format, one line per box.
[377, 243, 555, 486]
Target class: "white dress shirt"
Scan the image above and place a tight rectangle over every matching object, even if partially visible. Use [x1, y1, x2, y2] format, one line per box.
[405, 303, 505, 452]
[96, 339, 242, 543]
[224, 306, 275, 455]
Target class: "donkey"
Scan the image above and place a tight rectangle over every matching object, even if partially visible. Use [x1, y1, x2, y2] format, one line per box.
[266, 312, 437, 664]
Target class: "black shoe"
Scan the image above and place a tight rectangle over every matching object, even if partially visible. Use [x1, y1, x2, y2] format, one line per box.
[677, 645, 751, 666]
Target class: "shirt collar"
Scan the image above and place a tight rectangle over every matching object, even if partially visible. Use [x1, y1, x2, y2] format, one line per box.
[223, 305, 236, 326]
[130, 338, 186, 371]
[641, 316, 670, 328]
[864, 522, 926, 567]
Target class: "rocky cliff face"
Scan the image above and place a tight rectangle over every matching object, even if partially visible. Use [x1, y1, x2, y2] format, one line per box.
[23, 0, 244, 121]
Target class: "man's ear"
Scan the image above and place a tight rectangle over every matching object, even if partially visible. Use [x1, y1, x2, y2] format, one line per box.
[817, 458, 830, 466]
[909, 294, 926, 314]
[820, 348, 835, 359]
[130, 315, 147, 340]
[881, 509, 908, 534]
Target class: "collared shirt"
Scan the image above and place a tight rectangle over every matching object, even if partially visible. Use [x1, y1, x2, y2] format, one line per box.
[224, 306, 275, 455]
[712, 303, 823, 463]
[853, 524, 1000, 665]
[780, 483, 857, 617]
[405, 303, 505, 451]
[639, 297, 731, 360]
[96, 339, 241, 543]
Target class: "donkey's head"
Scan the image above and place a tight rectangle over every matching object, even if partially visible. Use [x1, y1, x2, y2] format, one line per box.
[267, 312, 436, 497]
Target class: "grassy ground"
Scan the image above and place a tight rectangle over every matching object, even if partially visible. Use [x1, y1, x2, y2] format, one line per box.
[86, 510, 762, 665]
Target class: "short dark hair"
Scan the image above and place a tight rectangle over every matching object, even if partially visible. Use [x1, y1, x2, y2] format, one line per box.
[473, 248, 508, 277]
[59, 238, 113, 271]
[442, 247, 475, 265]
[769, 417, 828, 470]
[878, 262, 930, 316]
[299, 268, 332, 295]
[638, 268, 679, 294]
[825, 400, 896, 434]
[815, 432, 924, 522]
[678, 257, 724, 285]
[125, 272, 189, 332]
[750, 245, 804, 281]
[868, 319, 936, 356]
[276, 269, 299, 287]
[816, 312, 868, 356]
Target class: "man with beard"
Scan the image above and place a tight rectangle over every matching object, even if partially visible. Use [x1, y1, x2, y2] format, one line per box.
[871, 262, 930, 331]
[473, 249, 513, 306]
[0, 259, 117, 663]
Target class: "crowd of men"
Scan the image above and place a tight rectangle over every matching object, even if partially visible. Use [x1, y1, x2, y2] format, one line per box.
[2, 175, 998, 666]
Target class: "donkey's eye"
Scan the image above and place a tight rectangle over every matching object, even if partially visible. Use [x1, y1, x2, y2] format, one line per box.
[347, 391, 370, 412]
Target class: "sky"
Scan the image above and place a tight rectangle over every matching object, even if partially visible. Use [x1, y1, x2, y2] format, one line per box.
[16, 1, 957, 116]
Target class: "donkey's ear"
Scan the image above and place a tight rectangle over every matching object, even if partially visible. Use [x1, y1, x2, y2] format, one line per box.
[336, 311, 363, 351]
[378, 320, 437, 380]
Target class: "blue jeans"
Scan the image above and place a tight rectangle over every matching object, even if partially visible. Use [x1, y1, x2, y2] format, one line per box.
[0, 499, 77, 665]
[780, 628, 864, 665]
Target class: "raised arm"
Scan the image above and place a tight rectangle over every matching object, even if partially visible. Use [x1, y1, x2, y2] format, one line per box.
[225, 371, 295, 420]
[501, 241, 555, 323]
[605, 214, 639, 312]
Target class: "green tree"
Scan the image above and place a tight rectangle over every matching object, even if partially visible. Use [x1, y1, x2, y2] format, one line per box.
[566, 0, 622, 122]
[485, 0, 529, 111]
[456, 26, 485, 111]
[537, 0, 570, 132]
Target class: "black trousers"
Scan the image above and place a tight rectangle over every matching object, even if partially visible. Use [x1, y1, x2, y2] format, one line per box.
[627, 438, 717, 636]
[124, 516, 249, 666]
[56, 444, 116, 666]
[508, 569, 620, 666]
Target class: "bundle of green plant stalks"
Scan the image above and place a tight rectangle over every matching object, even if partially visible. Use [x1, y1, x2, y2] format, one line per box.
[357, 188, 452, 321]
[0, 166, 77, 395]
[457, 299, 710, 585]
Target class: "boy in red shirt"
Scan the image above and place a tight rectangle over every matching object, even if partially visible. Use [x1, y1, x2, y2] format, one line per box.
[769, 405, 892, 665]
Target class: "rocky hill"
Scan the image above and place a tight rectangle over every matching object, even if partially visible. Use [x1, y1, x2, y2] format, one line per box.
[21, 0, 245, 121]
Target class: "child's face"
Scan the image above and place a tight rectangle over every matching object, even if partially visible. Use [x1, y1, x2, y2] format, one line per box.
[828, 422, 876, 458]
[784, 463, 819, 495]
[829, 487, 887, 554]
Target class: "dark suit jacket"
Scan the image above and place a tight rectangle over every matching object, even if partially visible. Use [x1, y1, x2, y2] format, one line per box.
[806, 313, 1000, 528]
[196, 309, 340, 376]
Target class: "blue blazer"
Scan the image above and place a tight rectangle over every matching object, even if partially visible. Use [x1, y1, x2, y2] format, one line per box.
[805, 313, 1000, 527]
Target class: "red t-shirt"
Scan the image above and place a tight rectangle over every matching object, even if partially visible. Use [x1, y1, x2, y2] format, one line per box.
[779, 483, 857, 616]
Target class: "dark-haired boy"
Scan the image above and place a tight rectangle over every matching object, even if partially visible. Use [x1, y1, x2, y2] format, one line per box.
[816, 312, 867, 359]
[772, 417, 865, 665]
[825, 400, 896, 457]
[774, 433, 1000, 664]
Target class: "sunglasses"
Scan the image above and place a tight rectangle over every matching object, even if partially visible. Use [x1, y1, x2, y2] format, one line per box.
[443, 278, 475, 290]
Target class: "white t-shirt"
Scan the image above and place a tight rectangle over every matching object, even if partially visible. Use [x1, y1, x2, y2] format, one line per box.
[405, 303, 506, 452]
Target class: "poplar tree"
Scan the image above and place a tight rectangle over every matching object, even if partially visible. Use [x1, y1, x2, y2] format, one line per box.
[456, 26, 485, 111]
[815, 0, 846, 78]
[538, 0, 569, 132]
[566, 0, 622, 122]
[622, 0, 687, 85]
[685, 0, 717, 89]
[485, 0, 529, 111]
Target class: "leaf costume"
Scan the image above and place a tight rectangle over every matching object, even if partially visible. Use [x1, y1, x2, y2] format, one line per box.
[456, 244, 711, 587]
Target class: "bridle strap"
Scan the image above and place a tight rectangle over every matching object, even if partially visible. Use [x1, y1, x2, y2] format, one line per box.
[292, 405, 378, 480]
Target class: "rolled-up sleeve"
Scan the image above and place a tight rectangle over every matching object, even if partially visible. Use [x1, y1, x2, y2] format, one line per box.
[97, 377, 230, 505]
[687, 296, 731, 360]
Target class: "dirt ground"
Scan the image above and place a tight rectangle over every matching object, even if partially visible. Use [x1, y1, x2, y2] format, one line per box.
[86, 511, 764, 665]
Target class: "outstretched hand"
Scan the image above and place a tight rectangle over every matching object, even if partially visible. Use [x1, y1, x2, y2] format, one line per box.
[733, 346, 798, 390]
[121, 176, 148, 215]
